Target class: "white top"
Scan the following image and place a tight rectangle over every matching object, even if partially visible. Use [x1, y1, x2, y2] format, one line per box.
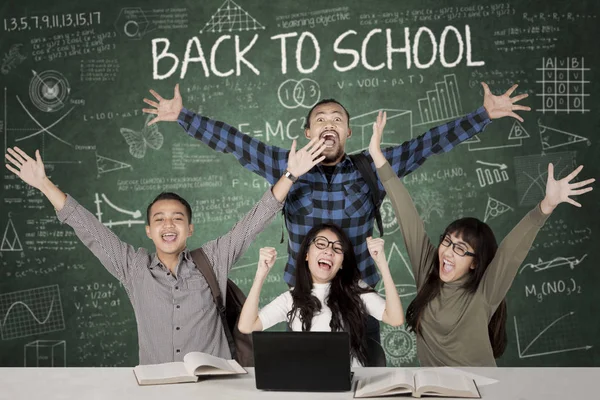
[258, 282, 386, 366]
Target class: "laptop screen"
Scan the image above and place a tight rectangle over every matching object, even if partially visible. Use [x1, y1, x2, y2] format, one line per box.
[252, 331, 352, 392]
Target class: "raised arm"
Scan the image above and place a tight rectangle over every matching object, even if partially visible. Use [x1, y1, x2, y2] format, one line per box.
[481, 163, 595, 308]
[369, 114, 437, 287]
[202, 138, 326, 281]
[5, 147, 143, 285]
[374, 83, 530, 182]
[366, 236, 404, 326]
[238, 247, 277, 333]
[143, 84, 288, 184]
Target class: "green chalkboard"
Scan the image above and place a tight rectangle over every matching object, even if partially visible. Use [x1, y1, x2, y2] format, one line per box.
[0, 0, 598, 368]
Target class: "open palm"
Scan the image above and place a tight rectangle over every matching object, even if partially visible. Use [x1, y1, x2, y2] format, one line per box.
[142, 84, 183, 125]
[481, 82, 530, 122]
[544, 163, 594, 210]
[286, 137, 326, 177]
[5, 147, 47, 190]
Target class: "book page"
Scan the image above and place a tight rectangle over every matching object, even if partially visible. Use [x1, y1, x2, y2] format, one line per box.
[134, 362, 196, 384]
[227, 359, 248, 374]
[183, 352, 236, 375]
[420, 367, 498, 387]
[355, 370, 414, 397]
[415, 371, 477, 395]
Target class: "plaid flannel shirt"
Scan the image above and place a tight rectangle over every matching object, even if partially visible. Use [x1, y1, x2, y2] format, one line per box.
[178, 107, 490, 286]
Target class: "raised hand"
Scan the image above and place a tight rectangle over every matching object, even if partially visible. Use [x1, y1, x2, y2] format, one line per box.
[541, 163, 595, 213]
[256, 247, 277, 279]
[368, 110, 387, 168]
[368, 234, 404, 326]
[286, 137, 327, 178]
[366, 236, 387, 266]
[142, 84, 183, 126]
[5, 147, 47, 190]
[481, 82, 530, 123]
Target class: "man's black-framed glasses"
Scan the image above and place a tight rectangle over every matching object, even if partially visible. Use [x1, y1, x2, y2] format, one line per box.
[439, 235, 476, 257]
[311, 236, 345, 254]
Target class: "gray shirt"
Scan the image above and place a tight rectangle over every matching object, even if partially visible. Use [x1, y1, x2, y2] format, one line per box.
[57, 189, 282, 365]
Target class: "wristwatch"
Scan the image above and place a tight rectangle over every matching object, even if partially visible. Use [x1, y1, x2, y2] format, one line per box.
[284, 170, 298, 183]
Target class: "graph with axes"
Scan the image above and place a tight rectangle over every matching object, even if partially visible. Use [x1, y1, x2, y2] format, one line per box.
[514, 151, 577, 207]
[3, 71, 82, 164]
[94, 193, 145, 228]
[514, 312, 592, 359]
[0, 285, 65, 340]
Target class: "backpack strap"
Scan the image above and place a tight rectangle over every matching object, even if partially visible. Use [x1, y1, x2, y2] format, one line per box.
[350, 153, 384, 237]
[190, 248, 237, 360]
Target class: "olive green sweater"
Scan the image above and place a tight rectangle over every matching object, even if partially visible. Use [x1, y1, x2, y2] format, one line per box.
[377, 162, 549, 366]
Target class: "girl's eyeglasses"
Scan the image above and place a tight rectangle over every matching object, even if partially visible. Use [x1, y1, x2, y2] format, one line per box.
[311, 236, 345, 254]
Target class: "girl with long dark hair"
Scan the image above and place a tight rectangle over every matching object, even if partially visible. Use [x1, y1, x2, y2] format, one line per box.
[369, 111, 594, 366]
[238, 223, 404, 366]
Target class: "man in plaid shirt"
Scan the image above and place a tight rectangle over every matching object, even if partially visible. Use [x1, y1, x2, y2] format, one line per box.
[143, 82, 529, 290]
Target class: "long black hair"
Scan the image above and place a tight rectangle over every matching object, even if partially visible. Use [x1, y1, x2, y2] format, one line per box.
[288, 223, 373, 365]
[405, 217, 508, 358]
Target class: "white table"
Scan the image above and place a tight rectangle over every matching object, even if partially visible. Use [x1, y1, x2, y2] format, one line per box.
[0, 367, 597, 399]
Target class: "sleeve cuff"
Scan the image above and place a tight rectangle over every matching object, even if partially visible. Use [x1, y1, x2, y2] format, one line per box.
[477, 105, 491, 121]
[56, 194, 80, 223]
[376, 162, 396, 182]
[530, 203, 551, 227]
[177, 107, 195, 131]
[474, 106, 492, 131]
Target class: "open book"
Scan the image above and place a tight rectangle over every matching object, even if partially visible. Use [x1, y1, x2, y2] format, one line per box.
[354, 369, 481, 398]
[133, 352, 247, 386]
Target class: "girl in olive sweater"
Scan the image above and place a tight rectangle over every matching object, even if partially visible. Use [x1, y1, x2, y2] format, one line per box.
[369, 111, 594, 366]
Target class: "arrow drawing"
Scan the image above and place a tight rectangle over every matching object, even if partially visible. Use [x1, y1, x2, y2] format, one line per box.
[476, 161, 507, 169]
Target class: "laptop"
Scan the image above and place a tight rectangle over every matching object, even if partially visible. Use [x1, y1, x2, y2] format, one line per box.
[252, 331, 353, 392]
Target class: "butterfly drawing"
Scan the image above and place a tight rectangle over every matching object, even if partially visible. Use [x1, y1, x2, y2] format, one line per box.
[120, 115, 164, 158]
